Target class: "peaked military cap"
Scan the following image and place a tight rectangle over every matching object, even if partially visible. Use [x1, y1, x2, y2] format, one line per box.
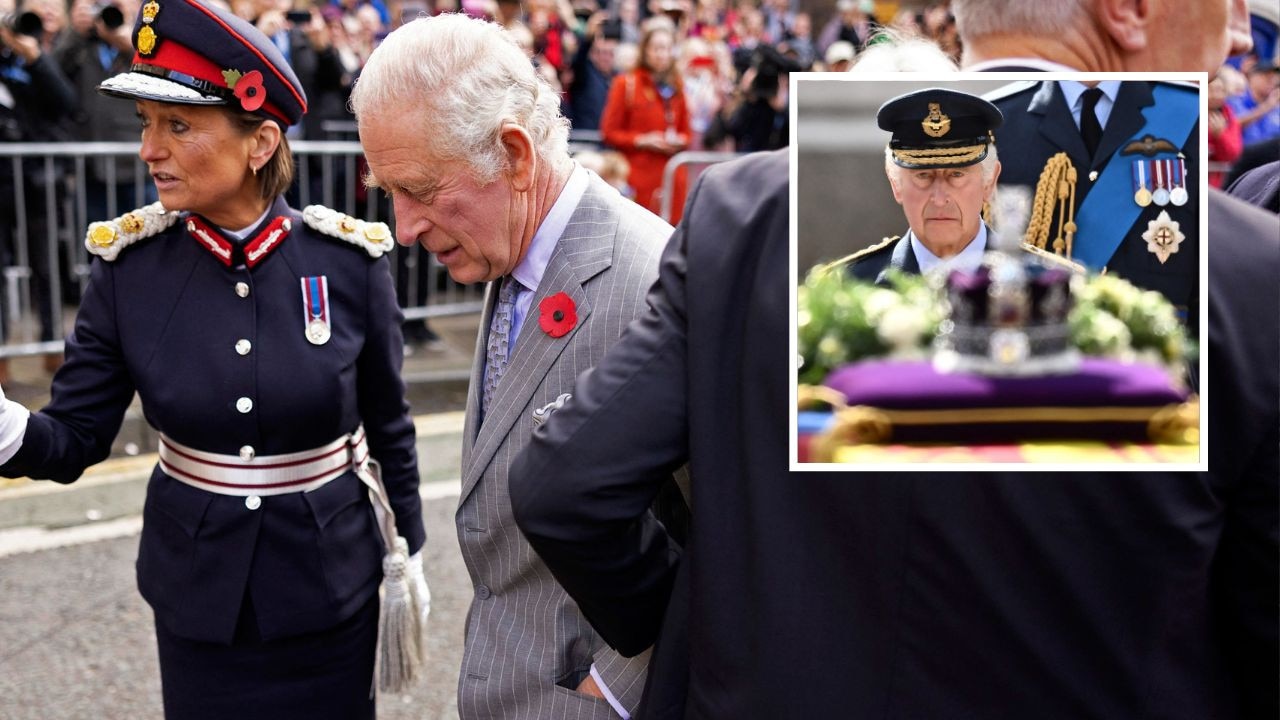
[97, 0, 307, 127]
[878, 87, 1002, 169]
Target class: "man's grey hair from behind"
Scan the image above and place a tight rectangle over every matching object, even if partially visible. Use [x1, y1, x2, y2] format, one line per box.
[951, 0, 1087, 40]
[349, 14, 570, 185]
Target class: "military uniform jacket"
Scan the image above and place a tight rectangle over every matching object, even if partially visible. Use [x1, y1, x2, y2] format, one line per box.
[455, 174, 670, 719]
[0, 196, 425, 645]
[987, 81, 1199, 324]
[833, 227, 1072, 283]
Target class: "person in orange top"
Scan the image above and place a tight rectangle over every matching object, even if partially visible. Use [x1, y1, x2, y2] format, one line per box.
[601, 19, 692, 222]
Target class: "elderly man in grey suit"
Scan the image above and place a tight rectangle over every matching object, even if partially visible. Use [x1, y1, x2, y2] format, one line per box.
[352, 13, 671, 720]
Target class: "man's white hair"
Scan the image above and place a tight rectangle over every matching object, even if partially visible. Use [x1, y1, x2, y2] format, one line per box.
[849, 31, 959, 73]
[350, 14, 570, 184]
[884, 143, 1001, 185]
[952, 0, 1088, 41]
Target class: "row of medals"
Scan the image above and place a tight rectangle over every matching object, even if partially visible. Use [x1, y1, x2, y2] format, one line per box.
[1132, 158, 1188, 208]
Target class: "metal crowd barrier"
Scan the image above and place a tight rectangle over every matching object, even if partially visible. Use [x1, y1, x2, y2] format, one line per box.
[0, 140, 485, 359]
[658, 151, 742, 223]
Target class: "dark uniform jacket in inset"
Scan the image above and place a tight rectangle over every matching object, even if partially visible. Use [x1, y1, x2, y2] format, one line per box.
[987, 81, 1199, 325]
[832, 228, 1073, 283]
[0, 196, 425, 645]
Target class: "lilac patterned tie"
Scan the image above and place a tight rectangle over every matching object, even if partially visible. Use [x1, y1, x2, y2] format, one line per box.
[481, 277, 519, 418]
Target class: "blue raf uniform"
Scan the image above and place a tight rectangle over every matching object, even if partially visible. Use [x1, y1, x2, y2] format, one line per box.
[985, 80, 1200, 328]
[0, 0, 424, 717]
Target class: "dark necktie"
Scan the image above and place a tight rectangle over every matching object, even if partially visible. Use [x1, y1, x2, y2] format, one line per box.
[1079, 87, 1104, 160]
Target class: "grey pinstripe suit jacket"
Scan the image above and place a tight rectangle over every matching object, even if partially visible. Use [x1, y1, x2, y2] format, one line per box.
[455, 173, 671, 719]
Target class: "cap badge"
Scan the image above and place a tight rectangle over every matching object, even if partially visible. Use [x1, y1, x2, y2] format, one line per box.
[922, 102, 951, 138]
[137, 25, 157, 55]
[141, 0, 159, 23]
[1142, 210, 1184, 264]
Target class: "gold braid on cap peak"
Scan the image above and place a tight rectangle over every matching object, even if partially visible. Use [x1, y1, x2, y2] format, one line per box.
[891, 144, 988, 166]
[1024, 152, 1078, 258]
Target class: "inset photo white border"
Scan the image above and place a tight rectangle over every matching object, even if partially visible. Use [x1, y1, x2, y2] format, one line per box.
[788, 72, 1209, 472]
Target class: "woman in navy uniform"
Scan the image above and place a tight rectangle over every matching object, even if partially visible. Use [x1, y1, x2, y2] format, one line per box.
[0, 0, 426, 717]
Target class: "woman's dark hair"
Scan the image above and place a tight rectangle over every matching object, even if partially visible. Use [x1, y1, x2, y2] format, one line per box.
[228, 110, 294, 200]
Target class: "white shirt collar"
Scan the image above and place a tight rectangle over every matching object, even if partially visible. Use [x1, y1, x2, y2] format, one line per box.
[909, 222, 988, 275]
[225, 204, 274, 241]
[964, 57, 1081, 73]
[511, 162, 589, 294]
[1058, 79, 1122, 130]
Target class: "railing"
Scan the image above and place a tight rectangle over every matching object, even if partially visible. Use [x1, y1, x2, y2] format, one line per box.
[658, 151, 742, 223]
[0, 140, 485, 359]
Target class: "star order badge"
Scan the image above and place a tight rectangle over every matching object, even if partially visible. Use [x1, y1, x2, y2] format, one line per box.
[1142, 210, 1184, 264]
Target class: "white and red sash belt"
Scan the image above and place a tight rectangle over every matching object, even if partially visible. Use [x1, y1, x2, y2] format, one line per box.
[158, 427, 370, 497]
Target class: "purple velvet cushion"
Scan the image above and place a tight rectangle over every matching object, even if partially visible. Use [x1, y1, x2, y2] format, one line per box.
[821, 359, 1190, 443]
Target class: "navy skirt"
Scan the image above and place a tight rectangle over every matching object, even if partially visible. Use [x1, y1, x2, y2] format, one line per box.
[155, 591, 378, 720]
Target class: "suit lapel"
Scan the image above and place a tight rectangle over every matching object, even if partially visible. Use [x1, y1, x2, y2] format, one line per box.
[1030, 81, 1091, 171]
[876, 235, 918, 285]
[460, 281, 497, 463]
[1093, 82, 1153, 171]
[459, 176, 618, 502]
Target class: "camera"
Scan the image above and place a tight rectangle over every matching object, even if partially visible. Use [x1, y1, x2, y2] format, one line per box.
[600, 17, 622, 41]
[1, 11, 44, 38]
[96, 3, 125, 30]
[747, 44, 801, 99]
[285, 9, 312, 24]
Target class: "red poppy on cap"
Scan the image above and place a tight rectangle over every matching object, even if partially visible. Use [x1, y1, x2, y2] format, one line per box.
[233, 70, 266, 111]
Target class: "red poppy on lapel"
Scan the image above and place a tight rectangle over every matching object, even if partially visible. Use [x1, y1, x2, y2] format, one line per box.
[538, 292, 577, 338]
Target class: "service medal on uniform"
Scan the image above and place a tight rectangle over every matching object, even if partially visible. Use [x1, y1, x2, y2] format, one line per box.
[301, 275, 332, 345]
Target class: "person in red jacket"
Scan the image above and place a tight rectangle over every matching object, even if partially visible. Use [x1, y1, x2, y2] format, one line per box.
[601, 18, 691, 222]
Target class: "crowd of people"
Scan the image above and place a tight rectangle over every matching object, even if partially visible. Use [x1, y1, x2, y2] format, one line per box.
[1209, 53, 1280, 189]
[0, 0, 970, 375]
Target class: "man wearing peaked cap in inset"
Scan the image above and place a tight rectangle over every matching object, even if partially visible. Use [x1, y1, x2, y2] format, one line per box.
[0, 0, 429, 717]
[826, 87, 1078, 283]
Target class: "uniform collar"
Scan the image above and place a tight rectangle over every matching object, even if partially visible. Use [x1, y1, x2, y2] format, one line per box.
[908, 222, 988, 275]
[185, 196, 294, 268]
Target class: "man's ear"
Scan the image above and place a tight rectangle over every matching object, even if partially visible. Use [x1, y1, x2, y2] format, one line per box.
[500, 123, 537, 192]
[985, 160, 1002, 200]
[249, 121, 282, 174]
[1095, 0, 1150, 53]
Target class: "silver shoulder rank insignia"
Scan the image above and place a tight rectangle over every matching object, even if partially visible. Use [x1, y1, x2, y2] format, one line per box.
[85, 202, 181, 262]
[1142, 210, 1184, 265]
[302, 205, 394, 258]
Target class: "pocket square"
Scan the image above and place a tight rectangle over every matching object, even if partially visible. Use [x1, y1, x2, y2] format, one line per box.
[532, 393, 573, 426]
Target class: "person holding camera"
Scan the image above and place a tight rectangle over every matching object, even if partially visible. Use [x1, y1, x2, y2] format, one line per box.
[600, 17, 690, 221]
[704, 43, 795, 153]
[0, 3, 79, 378]
[56, 0, 155, 238]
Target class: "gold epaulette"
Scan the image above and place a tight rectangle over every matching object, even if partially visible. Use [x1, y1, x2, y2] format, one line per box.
[85, 202, 181, 262]
[302, 205, 395, 258]
[816, 236, 899, 275]
[1020, 242, 1086, 274]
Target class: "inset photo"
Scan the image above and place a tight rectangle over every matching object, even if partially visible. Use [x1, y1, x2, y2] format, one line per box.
[790, 74, 1207, 470]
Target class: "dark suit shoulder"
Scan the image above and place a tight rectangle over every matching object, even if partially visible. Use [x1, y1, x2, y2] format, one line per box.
[983, 80, 1040, 105]
[819, 236, 898, 281]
